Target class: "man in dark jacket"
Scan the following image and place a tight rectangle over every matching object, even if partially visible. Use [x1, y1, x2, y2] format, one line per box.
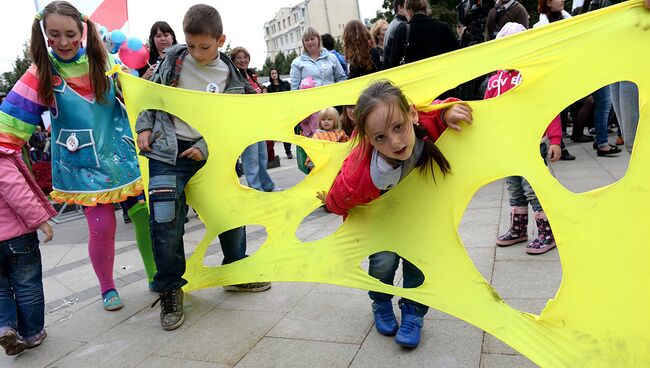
[383, 0, 407, 69]
[387, 0, 458, 69]
[485, 0, 529, 40]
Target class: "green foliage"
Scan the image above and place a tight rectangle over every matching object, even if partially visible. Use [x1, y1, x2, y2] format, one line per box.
[0, 44, 31, 94]
[333, 37, 344, 54]
[369, 0, 394, 23]
[260, 49, 299, 76]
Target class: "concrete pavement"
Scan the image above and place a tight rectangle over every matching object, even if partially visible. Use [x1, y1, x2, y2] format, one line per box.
[1, 139, 629, 368]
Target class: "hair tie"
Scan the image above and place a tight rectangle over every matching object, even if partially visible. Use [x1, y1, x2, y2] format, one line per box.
[35, 10, 44, 21]
[422, 135, 430, 142]
[80, 13, 88, 22]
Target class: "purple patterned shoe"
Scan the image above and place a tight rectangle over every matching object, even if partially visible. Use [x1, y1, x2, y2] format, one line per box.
[496, 206, 528, 246]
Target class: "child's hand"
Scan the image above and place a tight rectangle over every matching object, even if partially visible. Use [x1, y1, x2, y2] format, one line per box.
[316, 190, 327, 205]
[137, 130, 153, 152]
[39, 222, 53, 243]
[443, 103, 473, 132]
[548, 144, 561, 162]
[180, 146, 205, 161]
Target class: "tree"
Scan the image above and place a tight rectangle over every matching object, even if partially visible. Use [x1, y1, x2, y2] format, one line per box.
[261, 56, 274, 76]
[0, 43, 31, 94]
[369, 0, 393, 24]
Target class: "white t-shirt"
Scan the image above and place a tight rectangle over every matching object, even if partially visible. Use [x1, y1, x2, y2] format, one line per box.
[173, 53, 229, 141]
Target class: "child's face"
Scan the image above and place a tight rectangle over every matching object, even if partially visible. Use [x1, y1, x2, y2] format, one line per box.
[44, 13, 83, 61]
[547, 0, 565, 12]
[320, 117, 335, 131]
[365, 101, 417, 162]
[185, 33, 225, 65]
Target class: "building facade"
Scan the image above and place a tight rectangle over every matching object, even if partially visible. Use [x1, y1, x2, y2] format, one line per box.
[263, 0, 361, 60]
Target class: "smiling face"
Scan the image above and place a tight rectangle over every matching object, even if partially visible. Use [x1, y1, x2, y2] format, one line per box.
[153, 28, 173, 54]
[365, 101, 418, 162]
[185, 33, 225, 65]
[44, 13, 83, 60]
[233, 51, 250, 70]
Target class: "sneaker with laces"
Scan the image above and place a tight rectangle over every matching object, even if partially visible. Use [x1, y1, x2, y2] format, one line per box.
[24, 329, 47, 349]
[0, 326, 27, 356]
[372, 301, 398, 336]
[395, 302, 424, 348]
[223, 282, 271, 292]
[152, 288, 185, 331]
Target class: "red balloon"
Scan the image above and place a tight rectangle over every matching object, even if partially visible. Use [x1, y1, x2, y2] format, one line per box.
[118, 43, 148, 69]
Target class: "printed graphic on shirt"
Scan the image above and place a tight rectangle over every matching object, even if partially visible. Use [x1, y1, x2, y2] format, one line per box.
[206, 82, 220, 94]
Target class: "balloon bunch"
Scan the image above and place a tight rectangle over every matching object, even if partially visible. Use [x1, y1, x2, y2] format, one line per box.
[98, 26, 149, 70]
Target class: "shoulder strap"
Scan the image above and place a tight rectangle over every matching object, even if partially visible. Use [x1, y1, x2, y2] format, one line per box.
[400, 23, 411, 65]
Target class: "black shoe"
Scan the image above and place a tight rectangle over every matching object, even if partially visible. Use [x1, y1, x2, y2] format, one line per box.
[571, 135, 594, 143]
[560, 149, 575, 161]
[152, 288, 185, 331]
[596, 145, 621, 157]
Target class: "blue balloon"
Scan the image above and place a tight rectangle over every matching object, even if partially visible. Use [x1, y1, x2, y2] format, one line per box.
[110, 30, 127, 45]
[130, 69, 140, 76]
[127, 37, 143, 52]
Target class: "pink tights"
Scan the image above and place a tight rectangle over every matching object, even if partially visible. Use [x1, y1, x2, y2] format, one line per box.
[85, 204, 116, 294]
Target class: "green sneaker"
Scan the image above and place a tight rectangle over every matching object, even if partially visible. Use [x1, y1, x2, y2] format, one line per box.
[223, 282, 271, 292]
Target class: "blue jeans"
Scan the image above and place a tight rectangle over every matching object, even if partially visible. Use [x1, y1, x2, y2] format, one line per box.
[506, 176, 542, 212]
[593, 85, 613, 149]
[0, 232, 44, 337]
[241, 142, 276, 192]
[148, 140, 247, 292]
[368, 251, 428, 316]
[611, 81, 639, 154]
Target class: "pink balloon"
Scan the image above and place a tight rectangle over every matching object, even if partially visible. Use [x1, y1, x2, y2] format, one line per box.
[118, 43, 148, 69]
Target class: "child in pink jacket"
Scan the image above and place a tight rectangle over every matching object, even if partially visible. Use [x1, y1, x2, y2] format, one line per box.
[0, 142, 56, 356]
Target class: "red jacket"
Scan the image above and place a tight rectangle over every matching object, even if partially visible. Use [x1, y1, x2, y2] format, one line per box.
[484, 70, 562, 145]
[325, 99, 456, 217]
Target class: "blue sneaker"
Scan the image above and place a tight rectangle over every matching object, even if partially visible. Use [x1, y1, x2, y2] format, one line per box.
[395, 302, 424, 348]
[102, 289, 123, 311]
[372, 301, 398, 336]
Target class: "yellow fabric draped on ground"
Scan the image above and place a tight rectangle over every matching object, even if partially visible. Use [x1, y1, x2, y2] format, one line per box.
[116, 2, 649, 366]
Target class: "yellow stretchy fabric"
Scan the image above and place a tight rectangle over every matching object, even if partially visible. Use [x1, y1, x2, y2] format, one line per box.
[116, 2, 649, 366]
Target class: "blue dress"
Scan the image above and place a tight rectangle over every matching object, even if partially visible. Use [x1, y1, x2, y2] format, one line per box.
[49, 62, 142, 205]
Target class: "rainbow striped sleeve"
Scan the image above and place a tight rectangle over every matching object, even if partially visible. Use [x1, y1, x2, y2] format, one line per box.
[0, 65, 46, 146]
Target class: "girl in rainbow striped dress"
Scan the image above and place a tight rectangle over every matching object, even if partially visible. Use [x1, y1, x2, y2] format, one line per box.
[0, 1, 155, 311]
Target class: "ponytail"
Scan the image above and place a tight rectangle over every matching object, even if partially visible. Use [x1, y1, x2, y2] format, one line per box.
[31, 18, 54, 106]
[85, 18, 109, 104]
[414, 124, 451, 180]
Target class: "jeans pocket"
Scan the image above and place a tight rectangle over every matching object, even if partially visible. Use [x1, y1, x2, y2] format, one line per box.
[149, 175, 178, 224]
[5, 233, 41, 267]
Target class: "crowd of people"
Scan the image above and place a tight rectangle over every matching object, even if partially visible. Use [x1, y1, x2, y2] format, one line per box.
[0, 0, 646, 358]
